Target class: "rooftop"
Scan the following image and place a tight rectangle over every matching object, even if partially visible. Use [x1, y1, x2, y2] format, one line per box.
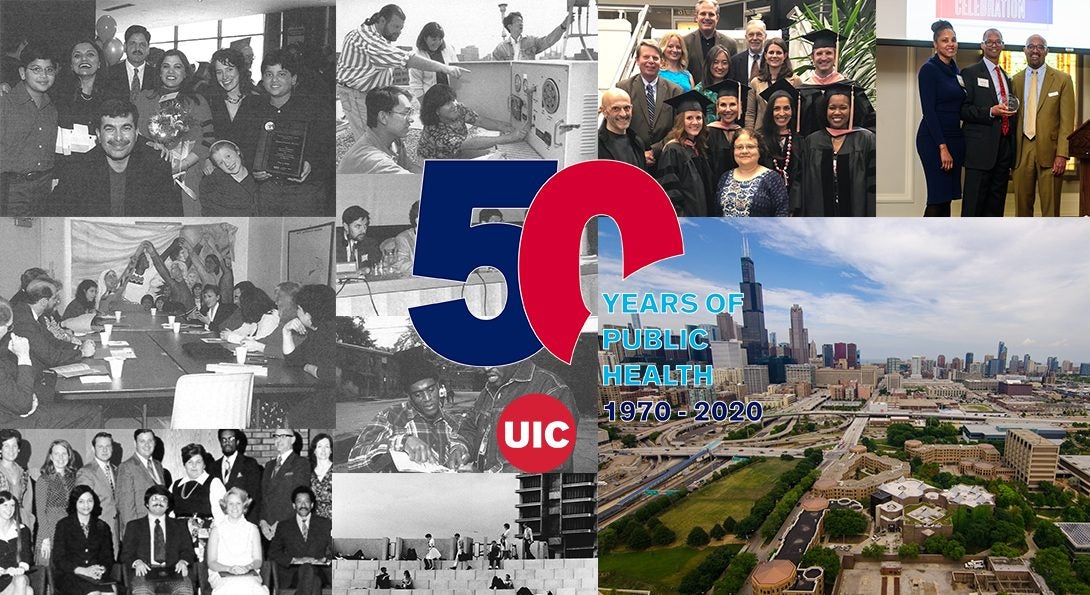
[1057, 522, 1090, 548]
[878, 478, 934, 500]
[943, 484, 995, 508]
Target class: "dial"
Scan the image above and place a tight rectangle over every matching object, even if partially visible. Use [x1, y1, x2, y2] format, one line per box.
[514, 73, 522, 92]
[542, 78, 560, 114]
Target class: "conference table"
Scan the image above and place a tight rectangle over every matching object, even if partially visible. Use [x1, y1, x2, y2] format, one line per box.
[54, 311, 317, 426]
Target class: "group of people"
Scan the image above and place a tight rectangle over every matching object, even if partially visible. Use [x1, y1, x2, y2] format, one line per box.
[0, 260, 338, 427]
[0, 24, 333, 217]
[340, 347, 579, 473]
[598, 0, 876, 217]
[915, 23, 1074, 216]
[0, 428, 334, 595]
[336, 3, 572, 174]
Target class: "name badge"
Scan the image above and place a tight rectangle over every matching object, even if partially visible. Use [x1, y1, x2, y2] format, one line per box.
[1048, 91, 1059, 97]
[956, 75, 965, 87]
[977, 78, 990, 88]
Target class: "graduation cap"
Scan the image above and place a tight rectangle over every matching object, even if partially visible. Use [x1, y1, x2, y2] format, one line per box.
[821, 81, 863, 132]
[707, 79, 750, 99]
[802, 29, 839, 51]
[663, 89, 713, 114]
[760, 77, 801, 132]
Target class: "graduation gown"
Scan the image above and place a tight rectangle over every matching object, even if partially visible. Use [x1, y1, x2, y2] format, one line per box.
[800, 129, 876, 217]
[797, 80, 876, 137]
[760, 132, 806, 215]
[706, 126, 739, 188]
[655, 140, 719, 217]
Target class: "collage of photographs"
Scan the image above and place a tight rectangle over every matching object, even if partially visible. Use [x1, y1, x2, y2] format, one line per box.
[1, 0, 1090, 594]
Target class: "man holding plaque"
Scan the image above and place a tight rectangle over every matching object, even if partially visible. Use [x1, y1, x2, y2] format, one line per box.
[236, 50, 334, 216]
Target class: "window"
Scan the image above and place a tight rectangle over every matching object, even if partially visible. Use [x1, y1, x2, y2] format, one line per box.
[147, 15, 266, 76]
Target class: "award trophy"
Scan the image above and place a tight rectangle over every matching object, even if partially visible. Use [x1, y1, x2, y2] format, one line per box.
[253, 120, 308, 178]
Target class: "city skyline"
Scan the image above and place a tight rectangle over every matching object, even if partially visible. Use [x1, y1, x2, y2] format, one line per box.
[598, 219, 1090, 363]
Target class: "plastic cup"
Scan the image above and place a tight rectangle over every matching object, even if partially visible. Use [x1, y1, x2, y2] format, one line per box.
[235, 346, 248, 364]
[100, 331, 110, 345]
[114, 311, 121, 323]
[106, 356, 124, 379]
[172, 322, 181, 333]
[150, 307, 157, 317]
[168, 315, 176, 326]
[104, 323, 113, 335]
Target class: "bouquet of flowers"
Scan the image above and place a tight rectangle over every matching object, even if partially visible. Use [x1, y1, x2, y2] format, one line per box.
[147, 100, 197, 174]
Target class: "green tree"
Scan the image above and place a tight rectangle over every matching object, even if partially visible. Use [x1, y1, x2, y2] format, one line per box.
[687, 526, 711, 547]
[626, 524, 651, 550]
[1035, 521, 1067, 549]
[942, 540, 966, 561]
[800, 547, 840, 588]
[989, 543, 1022, 558]
[723, 516, 737, 533]
[897, 543, 919, 559]
[861, 543, 884, 559]
[620, 434, 638, 448]
[714, 552, 758, 595]
[710, 523, 726, 540]
[650, 523, 677, 546]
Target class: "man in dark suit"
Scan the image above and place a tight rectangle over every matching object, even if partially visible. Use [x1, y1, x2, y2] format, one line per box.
[598, 88, 647, 171]
[269, 486, 332, 595]
[960, 28, 1018, 217]
[120, 485, 196, 595]
[117, 429, 172, 539]
[338, 206, 382, 271]
[11, 278, 95, 379]
[107, 25, 155, 98]
[49, 98, 180, 216]
[76, 432, 121, 556]
[209, 429, 263, 524]
[683, 0, 737, 83]
[260, 430, 311, 543]
[615, 42, 682, 165]
[728, 20, 766, 85]
[187, 284, 236, 332]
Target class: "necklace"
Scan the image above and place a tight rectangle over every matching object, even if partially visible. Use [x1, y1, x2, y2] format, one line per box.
[225, 93, 242, 105]
[774, 134, 793, 187]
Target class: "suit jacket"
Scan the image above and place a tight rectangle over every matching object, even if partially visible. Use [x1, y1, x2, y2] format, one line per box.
[260, 452, 311, 524]
[76, 460, 120, 551]
[1011, 64, 1075, 168]
[728, 50, 756, 85]
[53, 515, 115, 576]
[960, 60, 1017, 170]
[268, 514, 332, 567]
[200, 302, 238, 333]
[120, 515, 196, 568]
[684, 30, 735, 83]
[49, 142, 181, 216]
[0, 353, 35, 421]
[116, 455, 172, 537]
[209, 453, 263, 524]
[615, 74, 682, 147]
[10, 302, 82, 380]
[106, 62, 156, 98]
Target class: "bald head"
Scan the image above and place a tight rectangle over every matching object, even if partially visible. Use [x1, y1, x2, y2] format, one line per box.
[600, 88, 633, 134]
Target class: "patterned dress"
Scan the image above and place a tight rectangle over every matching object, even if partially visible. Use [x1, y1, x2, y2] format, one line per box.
[0, 465, 33, 528]
[35, 470, 76, 555]
[418, 104, 480, 160]
[311, 468, 332, 520]
[715, 169, 790, 217]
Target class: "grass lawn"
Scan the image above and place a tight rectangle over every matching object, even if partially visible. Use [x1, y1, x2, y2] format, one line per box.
[963, 404, 992, 411]
[656, 458, 799, 538]
[600, 545, 740, 594]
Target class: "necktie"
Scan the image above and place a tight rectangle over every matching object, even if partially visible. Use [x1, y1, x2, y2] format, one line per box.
[1025, 69, 1038, 139]
[131, 68, 140, 95]
[646, 82, 656, 128]
[146, 458, 159, 484]
[995, 66, 1010, 136]
[153, 519, 166, 564]
[273, 456, 283, 476]
[106, 464, 115, 492]
[223, 459, 232, 482]
[301, 518, 309, 541]
[750, 54, 760, 79]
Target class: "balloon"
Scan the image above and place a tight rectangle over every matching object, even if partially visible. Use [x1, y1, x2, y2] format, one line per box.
[96, 15, 117, 43]
[104, 38, 123, 66]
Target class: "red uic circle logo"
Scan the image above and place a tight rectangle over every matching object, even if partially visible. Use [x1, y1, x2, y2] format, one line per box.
[497, 393, 576, 473]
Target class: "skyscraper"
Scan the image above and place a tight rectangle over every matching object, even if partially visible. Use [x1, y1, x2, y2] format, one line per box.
[716, 312, 738, 340]
[789, 304, 808, 364]
[937, 354, 946, 368]
[739, 237, 769, 360]
[965, 352, 974, 368]
[846, 343, 858, 368]
[886, 357, 901, 375]
[822, 344, 834, 368]
[631, 313, 642, 330]
[997, 341, 1008, 374]
[834, 342, 847, 365]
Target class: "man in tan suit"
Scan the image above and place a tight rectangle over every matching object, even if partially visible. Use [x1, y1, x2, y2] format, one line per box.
[75, 432, 120, 555]
[1011, 34, 1075, 216]
[616, 42, 683, 165]
[683, 0, 736, 83]
[115, 428, 171, 539]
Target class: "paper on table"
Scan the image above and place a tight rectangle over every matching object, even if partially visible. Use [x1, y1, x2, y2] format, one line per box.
[61, 312, 97, 334]
[389, 450, 453, 473]
[106, 341, 130, 347]
[50, 363, 96, 378]
[109, 348, 137, 359]
[201, 338, 226, 343]
[80, 375, 113, 384]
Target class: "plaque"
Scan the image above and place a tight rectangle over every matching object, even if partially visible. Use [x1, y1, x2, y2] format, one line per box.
[253, 119, 308, 178]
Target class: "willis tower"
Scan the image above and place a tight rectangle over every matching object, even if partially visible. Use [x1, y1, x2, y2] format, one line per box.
[739, 237, 769, 359]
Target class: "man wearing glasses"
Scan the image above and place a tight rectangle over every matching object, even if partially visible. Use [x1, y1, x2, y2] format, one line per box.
[259, 430, 310, 542]
[341, 347, 470, 472]
[960, 28, 1018, 217]
[337, 86, 421, 174]
[0, 43, 57, 215]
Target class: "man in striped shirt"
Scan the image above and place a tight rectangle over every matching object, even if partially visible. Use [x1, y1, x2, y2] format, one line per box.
[336, 4, 468, 141]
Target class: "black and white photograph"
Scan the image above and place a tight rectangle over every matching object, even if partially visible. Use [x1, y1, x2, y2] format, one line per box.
[334, 0, 599, 174]
[332, 473, 597, 594]
[0, 0, 336, 217]
[332, 322, 600, 473]
[0, 216, 336, 428]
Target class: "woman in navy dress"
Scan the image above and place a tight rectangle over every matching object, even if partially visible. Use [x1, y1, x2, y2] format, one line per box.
[916, 19, 964, 217]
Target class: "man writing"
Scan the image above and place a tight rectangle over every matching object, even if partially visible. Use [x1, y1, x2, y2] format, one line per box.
[489, 10, 573, 61]
[616, 42, 682, 165]
[120, 486, 195, 595]
[960, 28, 1017, 217]
[338, 206, 382, 272]
[336, 4, 468, 141]
[269, 487, 332, 595]
[338, 86, 418, 174]
[50, 98, 179, 215]
[597, 88, 647, 171]
[0, 43, 57, 215]
[1011, 34, 1074, 217]
[683, 0, 737, 82]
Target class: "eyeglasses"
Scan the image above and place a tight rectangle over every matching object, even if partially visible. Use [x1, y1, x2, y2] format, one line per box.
[26, 66, 57, 76]
[1025, 44, 1047, 51]
[274, 433, 293, 439]
[735, 143, 759, 151]
[983, 40, 1004, 47]
[390, 108, 415, 118]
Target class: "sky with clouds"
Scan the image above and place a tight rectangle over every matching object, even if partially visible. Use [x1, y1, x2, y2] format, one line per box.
[598, 219, 1090, 363]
